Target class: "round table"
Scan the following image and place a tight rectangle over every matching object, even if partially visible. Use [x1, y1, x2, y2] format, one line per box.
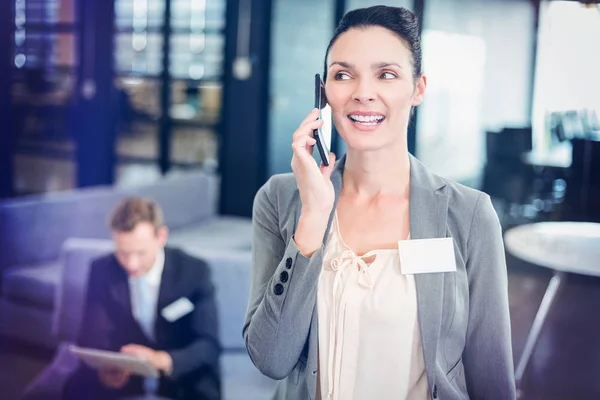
[504, 222, 600, 390]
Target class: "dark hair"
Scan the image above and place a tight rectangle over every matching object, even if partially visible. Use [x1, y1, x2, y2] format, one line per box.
[323, 6, 422, 82]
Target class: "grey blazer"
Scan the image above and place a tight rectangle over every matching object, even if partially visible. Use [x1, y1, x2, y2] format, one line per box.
[243, 154, 516, 400]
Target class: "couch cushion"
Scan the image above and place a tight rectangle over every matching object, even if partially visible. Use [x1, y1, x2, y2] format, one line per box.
[2, 261, 62, 310]
[167, 217, 253, 350]
[0, 197, 79, 268]
[123, 169, 219, 230]
[180, 249, 252, 350]
[54, 238, 116, 342]
[0, 185, 123, 267]
[69, 187, 128, 239]
[168, 216, 253, 252]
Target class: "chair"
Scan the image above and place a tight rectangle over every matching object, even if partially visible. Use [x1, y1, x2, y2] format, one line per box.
[482, 128, 535, 221]
[563, 138, 600, 222]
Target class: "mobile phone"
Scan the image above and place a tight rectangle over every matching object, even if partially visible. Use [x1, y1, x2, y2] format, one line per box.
[313, 73, 332, 166]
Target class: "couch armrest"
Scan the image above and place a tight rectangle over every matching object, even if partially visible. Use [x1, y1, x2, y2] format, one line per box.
[183, 248, 253, 351]
[53, 238, 114, 342]
[22, 341, 80, 400]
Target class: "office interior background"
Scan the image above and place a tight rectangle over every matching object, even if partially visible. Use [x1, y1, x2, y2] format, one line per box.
[0, 0, 599, 399]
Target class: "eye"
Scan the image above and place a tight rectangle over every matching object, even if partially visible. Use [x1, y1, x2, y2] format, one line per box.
[334, 72, 351, 80]
[380, 71, 397, 80]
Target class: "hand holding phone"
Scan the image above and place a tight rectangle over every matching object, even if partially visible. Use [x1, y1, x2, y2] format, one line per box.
[289, 80, 336, 257]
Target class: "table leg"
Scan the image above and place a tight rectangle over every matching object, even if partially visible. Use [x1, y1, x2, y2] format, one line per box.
[515, 270, 565, 391]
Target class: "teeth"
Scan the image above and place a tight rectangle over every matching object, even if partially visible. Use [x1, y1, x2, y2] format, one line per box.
[349, 115, 384, 123]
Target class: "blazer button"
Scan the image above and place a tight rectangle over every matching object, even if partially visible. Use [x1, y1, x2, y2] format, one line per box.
[312, 369, 318, 375]
[286, 257, 293, 269]
[274, 283, 284, 295]
[432, 384, 438, 399]
[280, 271, 289, 283]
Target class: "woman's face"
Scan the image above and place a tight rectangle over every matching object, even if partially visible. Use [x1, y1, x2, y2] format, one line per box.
[325, 26, 426, 152]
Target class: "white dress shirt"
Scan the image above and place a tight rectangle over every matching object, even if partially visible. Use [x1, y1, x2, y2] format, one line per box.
[128, 248, 165, 340]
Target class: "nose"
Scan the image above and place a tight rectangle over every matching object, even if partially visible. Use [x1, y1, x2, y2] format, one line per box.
[124, 255, 142, 275]
[352, 79, 376, 104]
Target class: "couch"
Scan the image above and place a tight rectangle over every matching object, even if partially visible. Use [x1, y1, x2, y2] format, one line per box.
[0, 169, 218, 347]
[0, 170, 277, 399]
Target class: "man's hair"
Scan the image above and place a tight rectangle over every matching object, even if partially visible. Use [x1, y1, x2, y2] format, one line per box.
[109, 197, 164, 232]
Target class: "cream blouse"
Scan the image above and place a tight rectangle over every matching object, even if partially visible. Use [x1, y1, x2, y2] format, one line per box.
[316, 213, 429, 400]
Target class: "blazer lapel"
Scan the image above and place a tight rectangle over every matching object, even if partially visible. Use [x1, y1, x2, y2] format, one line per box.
[409, 155, 449, 387]
[157, 248, 178, 319]
[108, 261, 134, 319]
[107, 261, 153, 345]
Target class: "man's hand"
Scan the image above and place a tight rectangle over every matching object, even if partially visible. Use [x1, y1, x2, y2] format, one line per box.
[99, 368, 130, 389]
[121, 344, 173, 375]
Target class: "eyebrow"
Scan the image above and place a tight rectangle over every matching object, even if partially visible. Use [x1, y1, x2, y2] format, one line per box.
[328, 61, 403, 70]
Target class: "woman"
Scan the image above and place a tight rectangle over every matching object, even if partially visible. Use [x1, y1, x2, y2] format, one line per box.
[243, 6, 515, 400]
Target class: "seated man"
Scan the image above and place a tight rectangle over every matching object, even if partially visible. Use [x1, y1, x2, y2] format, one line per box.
[64, 197, 221, 400]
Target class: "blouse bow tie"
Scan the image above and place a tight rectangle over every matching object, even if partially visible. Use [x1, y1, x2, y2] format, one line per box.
[325, 249, 376, 400]
[329, 249, 374, 288]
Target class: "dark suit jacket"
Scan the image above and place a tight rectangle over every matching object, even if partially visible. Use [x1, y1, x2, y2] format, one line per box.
[64, 247, 221, 400]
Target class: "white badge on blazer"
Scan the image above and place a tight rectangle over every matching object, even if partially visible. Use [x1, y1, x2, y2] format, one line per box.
[398, 237, 456, 274]
[161, 297, 195, 322]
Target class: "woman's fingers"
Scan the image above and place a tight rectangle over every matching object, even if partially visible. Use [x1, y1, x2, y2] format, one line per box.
[290, 109, 330, 173]
[299, 108, 320, 126]
[293, 113, 323, 141]
[291, 136, 316, 160]
[320, 152, 337, 179]
[292, 120, 323, 142]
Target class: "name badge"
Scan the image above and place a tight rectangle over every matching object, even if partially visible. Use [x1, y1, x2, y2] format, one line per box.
[398, 237, 457, 274]
[161, 297, 195, 322]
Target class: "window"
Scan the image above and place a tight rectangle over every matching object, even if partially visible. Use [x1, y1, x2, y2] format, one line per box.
[532, 1, 600, 153]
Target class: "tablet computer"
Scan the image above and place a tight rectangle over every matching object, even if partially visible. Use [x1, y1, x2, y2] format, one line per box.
[70, 345, 159, 378]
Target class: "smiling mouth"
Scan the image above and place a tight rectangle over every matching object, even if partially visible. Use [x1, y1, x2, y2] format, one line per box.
[348, 115, 385, 126]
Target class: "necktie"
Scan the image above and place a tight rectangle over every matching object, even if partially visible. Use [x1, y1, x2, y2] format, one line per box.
[134, 276, 155, 341]
[133, 276, 159, 394]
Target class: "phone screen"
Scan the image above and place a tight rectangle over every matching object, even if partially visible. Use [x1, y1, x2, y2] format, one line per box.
[314, 74, 332, 166]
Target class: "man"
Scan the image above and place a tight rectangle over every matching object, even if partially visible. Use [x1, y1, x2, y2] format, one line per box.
[64, 197, 221, 400]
